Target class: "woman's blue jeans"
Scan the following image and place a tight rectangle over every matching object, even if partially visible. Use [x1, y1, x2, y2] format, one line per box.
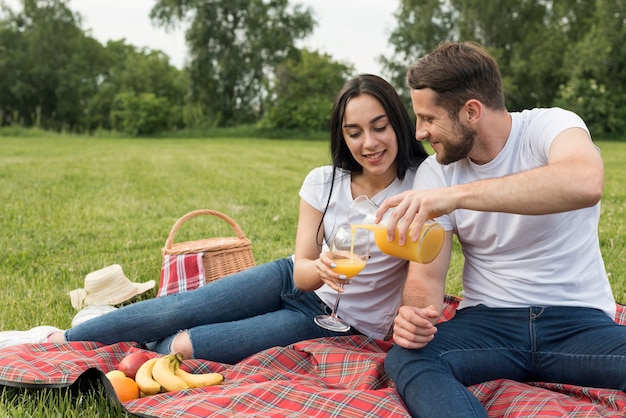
[65, 257, 358, 363]
[384, 304, 626, 418]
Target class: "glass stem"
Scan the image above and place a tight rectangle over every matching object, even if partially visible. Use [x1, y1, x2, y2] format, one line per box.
[330, 284, 345, 318]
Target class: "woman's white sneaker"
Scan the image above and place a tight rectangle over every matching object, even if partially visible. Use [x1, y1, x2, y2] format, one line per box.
[0, 326, 63, 349]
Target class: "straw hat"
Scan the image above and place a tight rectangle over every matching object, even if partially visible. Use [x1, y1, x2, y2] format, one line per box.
[69, 264, 155, 310]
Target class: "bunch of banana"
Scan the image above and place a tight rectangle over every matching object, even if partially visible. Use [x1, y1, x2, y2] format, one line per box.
[135, 353, 224, 395]
[151, 353, 189, 392]
[135, 358, 162, 395]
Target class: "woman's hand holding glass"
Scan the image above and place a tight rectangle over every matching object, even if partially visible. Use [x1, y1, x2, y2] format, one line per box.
[314, 226, 370, 332]
[317, 251, 348, 293]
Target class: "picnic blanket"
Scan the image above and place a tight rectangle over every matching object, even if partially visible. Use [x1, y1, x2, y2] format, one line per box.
[1, 295, 625, 417]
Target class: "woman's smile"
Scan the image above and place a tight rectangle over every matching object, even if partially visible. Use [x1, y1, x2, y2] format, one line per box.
[364, 150, 386, 163]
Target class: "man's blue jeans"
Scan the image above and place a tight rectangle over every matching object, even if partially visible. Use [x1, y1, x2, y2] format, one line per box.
[384, 304, 626, 418]
[66, 257, 358, 363]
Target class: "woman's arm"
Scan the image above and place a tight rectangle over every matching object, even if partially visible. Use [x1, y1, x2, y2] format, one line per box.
[292, 199, 345, 292]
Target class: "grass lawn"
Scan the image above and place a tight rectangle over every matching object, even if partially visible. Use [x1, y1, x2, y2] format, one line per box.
[0, 134, 625, 415]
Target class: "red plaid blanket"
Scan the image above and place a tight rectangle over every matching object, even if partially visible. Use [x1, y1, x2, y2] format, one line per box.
[1, 295, 625, 417]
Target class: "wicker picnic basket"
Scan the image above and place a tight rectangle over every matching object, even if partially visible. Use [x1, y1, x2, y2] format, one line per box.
[162, 209, 255, 283]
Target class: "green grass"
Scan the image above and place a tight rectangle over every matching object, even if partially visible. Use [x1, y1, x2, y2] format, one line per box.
[0, 135, 625, 415]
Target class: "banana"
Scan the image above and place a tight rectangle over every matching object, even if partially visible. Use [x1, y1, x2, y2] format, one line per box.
[151, 355, 189, 392]
[134, 358, 161, 395]
[175, 367, 224, 388]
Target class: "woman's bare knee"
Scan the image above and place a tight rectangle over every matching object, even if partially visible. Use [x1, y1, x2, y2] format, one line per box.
[170, 331, 193, 359]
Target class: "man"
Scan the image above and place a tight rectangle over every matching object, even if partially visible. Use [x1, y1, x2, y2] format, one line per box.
[376, 41, 626, 417]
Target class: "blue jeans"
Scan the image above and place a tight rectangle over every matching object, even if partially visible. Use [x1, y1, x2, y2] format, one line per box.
[66, 257, 359, 363]
[384, 304, 626, 418]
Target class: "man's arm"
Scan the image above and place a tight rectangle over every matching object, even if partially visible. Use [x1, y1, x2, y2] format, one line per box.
[379, 127, 604, 243]
[392, 231, 452, 349]
[452, 127, 603, 215]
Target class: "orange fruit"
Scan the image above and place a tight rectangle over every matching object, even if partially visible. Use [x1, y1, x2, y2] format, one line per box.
[109, 376, 140, 402]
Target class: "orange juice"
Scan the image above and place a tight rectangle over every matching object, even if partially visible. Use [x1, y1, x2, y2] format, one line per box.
[352, 222, 444, 263]
[332, 258, 367, 278]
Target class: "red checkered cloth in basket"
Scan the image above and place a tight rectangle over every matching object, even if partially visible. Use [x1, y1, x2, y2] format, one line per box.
[157, 253, 205, 297]
[0, 295, 625, 418]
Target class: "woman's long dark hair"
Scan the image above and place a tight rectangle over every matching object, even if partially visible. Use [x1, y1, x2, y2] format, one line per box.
[317, 74, 429, 245]
[330, 74, 427, 179]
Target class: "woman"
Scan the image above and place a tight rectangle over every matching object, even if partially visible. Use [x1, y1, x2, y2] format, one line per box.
[0, 74, 428, 363]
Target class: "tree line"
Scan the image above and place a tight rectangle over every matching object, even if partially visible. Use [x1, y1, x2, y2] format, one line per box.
[1, 0, 624, 137]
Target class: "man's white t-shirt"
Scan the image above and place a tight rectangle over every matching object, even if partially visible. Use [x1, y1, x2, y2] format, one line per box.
[299, 166, 417, 339]
[415, 108, 616, 317]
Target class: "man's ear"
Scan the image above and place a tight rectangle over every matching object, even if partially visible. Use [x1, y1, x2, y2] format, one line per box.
[463, 99, 482, 123]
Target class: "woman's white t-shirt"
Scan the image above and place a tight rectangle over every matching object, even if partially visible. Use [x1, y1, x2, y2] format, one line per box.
[299, 166, 417, 339]
[415, 108, 616, 317]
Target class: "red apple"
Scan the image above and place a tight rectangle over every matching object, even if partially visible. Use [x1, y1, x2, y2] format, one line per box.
[118, 352, 151, 380]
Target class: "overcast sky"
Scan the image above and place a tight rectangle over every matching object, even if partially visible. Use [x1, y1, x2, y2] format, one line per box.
[4, 0, 399, 75]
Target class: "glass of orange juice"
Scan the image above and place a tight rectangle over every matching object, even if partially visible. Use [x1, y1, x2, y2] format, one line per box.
[314, 226, 370, 332]
[349, 195, 444, 264]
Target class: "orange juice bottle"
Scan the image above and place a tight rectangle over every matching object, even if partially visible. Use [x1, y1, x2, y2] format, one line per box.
[352, 221, 444, 263]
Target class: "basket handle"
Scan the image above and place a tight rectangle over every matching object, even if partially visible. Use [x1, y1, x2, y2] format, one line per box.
[163, 209, 247, 250]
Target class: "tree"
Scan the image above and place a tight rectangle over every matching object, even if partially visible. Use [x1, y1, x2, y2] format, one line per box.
[261, 49, 353, 131]
[379, 0, 457, 96]
[0, 0, 108, 130]
[554, 0, 626, 136]
[87, 40, 188, 133]
[0, 8, 24, 125]
[150, 0, 314, 126]
[382, 0, 597, 110]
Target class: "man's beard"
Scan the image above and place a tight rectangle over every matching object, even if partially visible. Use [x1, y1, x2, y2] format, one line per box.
[436, 122, 476, 165]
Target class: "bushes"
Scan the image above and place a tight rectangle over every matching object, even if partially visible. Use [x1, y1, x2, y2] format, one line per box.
[555, 79, 626, 137]
[110, 92, 180, 136]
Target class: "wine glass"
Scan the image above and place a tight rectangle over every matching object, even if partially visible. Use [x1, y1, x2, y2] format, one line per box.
[347, 195, 379, 226]
[314, 226, 370, 332]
